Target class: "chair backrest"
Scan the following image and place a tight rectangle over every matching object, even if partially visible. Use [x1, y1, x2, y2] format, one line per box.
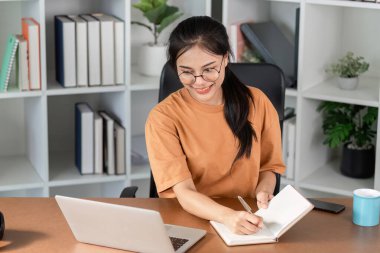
[150, 62, 286, 198]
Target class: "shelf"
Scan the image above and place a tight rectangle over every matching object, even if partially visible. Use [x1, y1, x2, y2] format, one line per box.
[306, 0, 380, 10]
[48, 152, 126, 187]
[0, 90, 42, 99]
[130, 66, 160, 91]
[270, 0, 301, 3]
[46, 80, 126, 96]
[302, 76, 379, 107]
[298, 159, 374, 196]
[285, 88, 298, 97]
[131, 163, 151, 180]
[0, 0, 33, 2]
[281, 177, 295, 186]
[0, 155, 44, 191]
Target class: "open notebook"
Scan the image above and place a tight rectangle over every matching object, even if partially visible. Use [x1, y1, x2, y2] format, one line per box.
[210, 185, 313, 246]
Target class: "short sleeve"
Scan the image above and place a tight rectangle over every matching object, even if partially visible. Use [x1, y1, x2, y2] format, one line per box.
[145, 109, 192, 194]
[259, 94, 286, 175]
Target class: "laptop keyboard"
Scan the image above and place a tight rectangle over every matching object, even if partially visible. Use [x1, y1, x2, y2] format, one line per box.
[169, 237, 189, 251]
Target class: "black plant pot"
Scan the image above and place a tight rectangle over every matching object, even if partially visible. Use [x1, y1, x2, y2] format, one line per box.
[340, 143, 375, 178]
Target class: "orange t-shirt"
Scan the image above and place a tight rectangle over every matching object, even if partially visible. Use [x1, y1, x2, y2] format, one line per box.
[145, 86, 285, 198]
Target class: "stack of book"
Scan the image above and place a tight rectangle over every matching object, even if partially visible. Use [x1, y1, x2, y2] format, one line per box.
[75, 103, 126, 175]
[55, 13, 124, 87]
[0, 17, 41, 92]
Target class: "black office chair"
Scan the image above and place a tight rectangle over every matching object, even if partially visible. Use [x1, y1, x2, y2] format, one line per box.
[121, 62, 285, 198]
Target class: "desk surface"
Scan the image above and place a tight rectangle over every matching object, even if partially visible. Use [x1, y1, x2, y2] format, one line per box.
[0, 197, 379, 253]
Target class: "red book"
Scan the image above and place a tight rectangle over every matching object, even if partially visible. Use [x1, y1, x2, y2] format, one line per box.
[22, 17, 41, 90]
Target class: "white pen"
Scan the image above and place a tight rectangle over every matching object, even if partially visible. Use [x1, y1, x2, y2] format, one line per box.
[238, 196, 253, 214]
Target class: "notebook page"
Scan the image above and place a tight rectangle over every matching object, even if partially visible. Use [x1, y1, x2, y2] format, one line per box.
[255, 185, 313, 238]
[210, 221, 276, 245]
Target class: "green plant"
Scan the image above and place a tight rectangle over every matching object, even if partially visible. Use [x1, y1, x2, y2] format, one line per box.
[326, 52, 369, 78]
[132, 0, 182, 46]
[317, 101, 378, 149]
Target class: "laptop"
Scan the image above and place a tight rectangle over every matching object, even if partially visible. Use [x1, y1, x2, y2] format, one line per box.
[55, 195, 206, 253]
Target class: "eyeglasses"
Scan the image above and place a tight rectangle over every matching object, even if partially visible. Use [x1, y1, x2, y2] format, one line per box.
[178, 57, 225, 86]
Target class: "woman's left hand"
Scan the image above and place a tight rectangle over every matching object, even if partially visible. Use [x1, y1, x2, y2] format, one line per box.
[256, 191, 273, 209]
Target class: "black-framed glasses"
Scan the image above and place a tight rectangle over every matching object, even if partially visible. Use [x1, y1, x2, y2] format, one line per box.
[178, 57, 225, 86]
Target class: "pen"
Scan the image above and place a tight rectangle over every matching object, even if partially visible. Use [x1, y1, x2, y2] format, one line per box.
[238, 196, 253, 214]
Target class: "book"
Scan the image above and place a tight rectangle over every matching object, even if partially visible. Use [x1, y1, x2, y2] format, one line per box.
[114, 121, 126, 175]
[282, 118, 289, 170]
[94, 113, 103, 174]
[92, 13, 115, 86]
[229, 21, 250, 63]
[0, 34, 19, 92]
[75, 103, 94, 175]
[294, 7, 300, 88]
[67, 15, 88, 87]
[281, 110, 296, 180]
[80, 14, 101, 86]
[99, 111, 115, 175]
[210, 185, 313, 246]
[22, 17, 41, 90]
[109, 15, 124, 84]
[286, 117, 296, 179]
[15, 35, 29, 91]
[240, 21, 296, 88]
[55, 15, 76, 87]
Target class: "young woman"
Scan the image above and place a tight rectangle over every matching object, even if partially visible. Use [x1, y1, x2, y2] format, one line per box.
[145, 16, 285, 235]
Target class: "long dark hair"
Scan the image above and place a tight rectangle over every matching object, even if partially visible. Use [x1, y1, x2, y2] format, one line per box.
[168, 16, 257, 163]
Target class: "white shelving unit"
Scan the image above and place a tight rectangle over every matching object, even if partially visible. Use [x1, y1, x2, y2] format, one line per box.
[0, 0, 211, 198]
[129, 0, 211, 197]
[1, 0, 379, 198]
[222, 0, 380, 197]
[297, 0, 380, 196]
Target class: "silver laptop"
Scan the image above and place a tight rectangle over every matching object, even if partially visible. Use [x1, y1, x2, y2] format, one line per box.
[55, 195, 206, 253]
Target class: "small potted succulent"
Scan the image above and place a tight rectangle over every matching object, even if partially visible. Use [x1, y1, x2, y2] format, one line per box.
[326, 51, 369, 90]
[317, 101, 378, 178]
[132, 0, 182, 76]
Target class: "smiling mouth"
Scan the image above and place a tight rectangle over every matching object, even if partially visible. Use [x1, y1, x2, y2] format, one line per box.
[193, 83, 214, 92]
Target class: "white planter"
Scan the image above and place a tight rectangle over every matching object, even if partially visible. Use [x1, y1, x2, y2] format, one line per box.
[138, 44, 167, 77]
[338, 76, 359, 90]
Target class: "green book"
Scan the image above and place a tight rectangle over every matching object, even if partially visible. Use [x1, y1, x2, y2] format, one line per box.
[0, 34, 19, 92]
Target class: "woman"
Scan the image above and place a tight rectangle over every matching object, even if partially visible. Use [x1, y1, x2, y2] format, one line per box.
[145, 16, 285, 235]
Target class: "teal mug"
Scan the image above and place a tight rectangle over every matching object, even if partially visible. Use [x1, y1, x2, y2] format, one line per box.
[353, 189, 380, 227]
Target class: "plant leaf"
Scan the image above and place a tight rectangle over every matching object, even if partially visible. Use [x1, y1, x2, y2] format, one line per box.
[363, 107, 378, 126]
[143, 4, 167, 24]
[317, 101, 377, 149]
[325, 51, 369, 78]
[157, 12, 183, 33]
[132, 1, 154, 12]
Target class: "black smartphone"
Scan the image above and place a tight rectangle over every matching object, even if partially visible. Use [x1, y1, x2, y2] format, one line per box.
[0, 211, 4, 240]
[307, 198, 345, 214]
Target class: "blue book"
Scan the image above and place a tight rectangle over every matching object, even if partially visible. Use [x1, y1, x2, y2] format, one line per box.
[55, 15, 76, 87]
[75, 103, 94, 174]
[0, 35, 19, 92]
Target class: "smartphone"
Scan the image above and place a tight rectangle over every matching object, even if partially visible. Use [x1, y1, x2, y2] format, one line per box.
[307, 198, 345, 214]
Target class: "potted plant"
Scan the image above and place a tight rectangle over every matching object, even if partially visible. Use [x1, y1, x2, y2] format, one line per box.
[132, 0, 183, 76]
[326, 51, 369, 90]
[317, 101, 378, 178]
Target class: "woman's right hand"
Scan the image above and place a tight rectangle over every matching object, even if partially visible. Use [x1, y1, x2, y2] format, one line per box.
[222, 210, 263, 235]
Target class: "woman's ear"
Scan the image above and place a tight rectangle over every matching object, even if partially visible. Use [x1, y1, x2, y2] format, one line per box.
[224, 54, 229, 67]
